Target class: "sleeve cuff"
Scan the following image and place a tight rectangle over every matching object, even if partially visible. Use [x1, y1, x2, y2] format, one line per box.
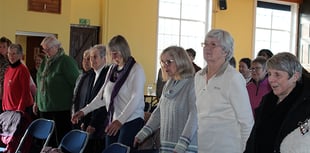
[174, 136, 191, 153]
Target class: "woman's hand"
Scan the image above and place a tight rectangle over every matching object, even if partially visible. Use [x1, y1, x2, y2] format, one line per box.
[133, 137, 141, 148]
[33, 103, 38, 115]
[71, 111, 84, 124]
[86, 125, 96, 134]
[105, 120, 122, 136]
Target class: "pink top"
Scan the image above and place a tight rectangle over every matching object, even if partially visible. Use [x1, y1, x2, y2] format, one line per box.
[246, 77, 271, 115]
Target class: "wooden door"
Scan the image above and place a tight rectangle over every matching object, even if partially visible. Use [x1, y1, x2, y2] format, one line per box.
[26, 36, 45, 71]
[69, 25, 100, 69]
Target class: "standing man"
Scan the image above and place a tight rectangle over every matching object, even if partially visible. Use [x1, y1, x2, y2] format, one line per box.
[34, 35, 80, 146]
[83, 45, 110, 153]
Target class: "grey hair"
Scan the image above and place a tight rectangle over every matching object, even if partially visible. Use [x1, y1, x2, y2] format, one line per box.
[205, 29, 234, 61]
[108, 35, 131, 63]
[9, 44, 23, 54]
[40, 35, 61, 48]
[267, 52, 302, 80]
[252, 56, 267, 70]
[92, 44, 106, 58]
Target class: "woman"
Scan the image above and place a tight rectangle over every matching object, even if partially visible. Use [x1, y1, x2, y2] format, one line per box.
[2, 44, 34, 153]
[244, 52, 310, 153]
[239, 58, 252, 83]
[34, 35, 80, 146]
[246, 57, 271, 114]
[134, 46, 198, 153]
[195, 29, 254, 153]
[3, 44, 34, 112]
[72, 35, 145, 150]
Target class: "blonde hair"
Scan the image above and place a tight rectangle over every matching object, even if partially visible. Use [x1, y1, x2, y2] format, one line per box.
[160, 46, 195, 81]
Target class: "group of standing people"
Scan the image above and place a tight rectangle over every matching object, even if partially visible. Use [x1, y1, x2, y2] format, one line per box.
[135, 28, 310, 153]
[0, 28, 310, 153]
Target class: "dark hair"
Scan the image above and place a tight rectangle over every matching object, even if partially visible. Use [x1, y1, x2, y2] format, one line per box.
[0, 37, 12, 46]
[35, 52, 46, 60]
[239, 58, 251, 69]
[257, 49, 273, 59]
[185, 48, 196, 58]
[229, 56, 236, 68]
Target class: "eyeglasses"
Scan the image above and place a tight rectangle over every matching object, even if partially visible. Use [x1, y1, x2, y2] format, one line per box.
[250, 67, 262, 72]
[201, 42, 222, 49]
[160, 59, 175, 67]
[42, 47, 52, 52]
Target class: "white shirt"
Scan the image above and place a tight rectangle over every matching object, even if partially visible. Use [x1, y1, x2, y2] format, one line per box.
[81, 63, 145, 124]
[195, 64, 254, 153]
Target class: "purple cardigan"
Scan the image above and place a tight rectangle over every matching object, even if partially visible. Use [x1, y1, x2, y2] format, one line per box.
[246, 77, 271, 114]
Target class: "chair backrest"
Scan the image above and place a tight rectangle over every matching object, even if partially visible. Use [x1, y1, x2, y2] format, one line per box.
[58, 129, 89, 153]
[102, 143, 130, 153]
[15, 118, 55, 153]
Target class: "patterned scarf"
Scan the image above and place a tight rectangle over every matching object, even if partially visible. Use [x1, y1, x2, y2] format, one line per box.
[0, 54, 9, 99]
[40, 48, 64, 95]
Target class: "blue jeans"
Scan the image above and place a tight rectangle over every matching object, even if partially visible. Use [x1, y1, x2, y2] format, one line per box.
[105, 118, 144, 149]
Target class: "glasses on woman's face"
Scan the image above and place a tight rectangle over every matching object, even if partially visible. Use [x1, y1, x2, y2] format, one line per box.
[160, 59, 175, 67]
[201, 42, 221, 49]
[250, 67, 262, 72]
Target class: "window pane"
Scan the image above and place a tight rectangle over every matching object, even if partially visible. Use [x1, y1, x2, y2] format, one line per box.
[181, 0, 206, 21]
[272, 10, 291, 31]
[159, 0, 181, 18]
[158, 18, 180, 36]
[180, 20, 205, 67]
[256, 8, 272, 28]
[271, 30, 290, 54]
[255, 29, 271, 55]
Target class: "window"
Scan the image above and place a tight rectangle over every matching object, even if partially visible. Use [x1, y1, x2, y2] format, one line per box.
[254, 0, 298, 57]
[156, 0, 212, 71]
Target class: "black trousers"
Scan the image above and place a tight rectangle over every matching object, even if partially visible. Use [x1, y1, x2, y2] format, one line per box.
[39, 110, 72, 147]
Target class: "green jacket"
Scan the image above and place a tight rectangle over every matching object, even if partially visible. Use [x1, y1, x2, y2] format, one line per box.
[36, 53, 80, 112]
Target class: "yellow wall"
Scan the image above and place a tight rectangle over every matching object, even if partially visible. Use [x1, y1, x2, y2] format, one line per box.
[0, 0, 71, 51]
[212, 0, 255, 63]
[103, 0, 159, 85]
[70, 0, 103, 26]
[0, 0, 256, 90]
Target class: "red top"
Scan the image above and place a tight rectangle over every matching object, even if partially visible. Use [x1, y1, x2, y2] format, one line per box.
[2, 62, 34, 112]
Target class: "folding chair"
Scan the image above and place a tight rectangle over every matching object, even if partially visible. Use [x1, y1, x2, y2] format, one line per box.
[58, 129, 89, 153]
[15, 118, 55, 153]
[102, 143, 130, 153]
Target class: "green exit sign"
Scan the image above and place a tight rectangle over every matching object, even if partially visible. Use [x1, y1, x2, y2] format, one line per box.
[79, 18, 90, 25]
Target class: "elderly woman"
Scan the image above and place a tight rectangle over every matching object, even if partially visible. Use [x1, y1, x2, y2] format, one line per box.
[72, 35, 145, 150]
[244, 52, 310, 153]
[1, 44, 34, 153]
[195, 29, 254, 153]
[134, 46, 198, 153]
[246, 57, 271, 115]
[34, 35, 80, 146]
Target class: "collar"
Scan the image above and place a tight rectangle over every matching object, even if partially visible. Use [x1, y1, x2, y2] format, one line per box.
[199, 61, 229, 77]
[94, 65, 105, 76]
[9, 60, 22, 68]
